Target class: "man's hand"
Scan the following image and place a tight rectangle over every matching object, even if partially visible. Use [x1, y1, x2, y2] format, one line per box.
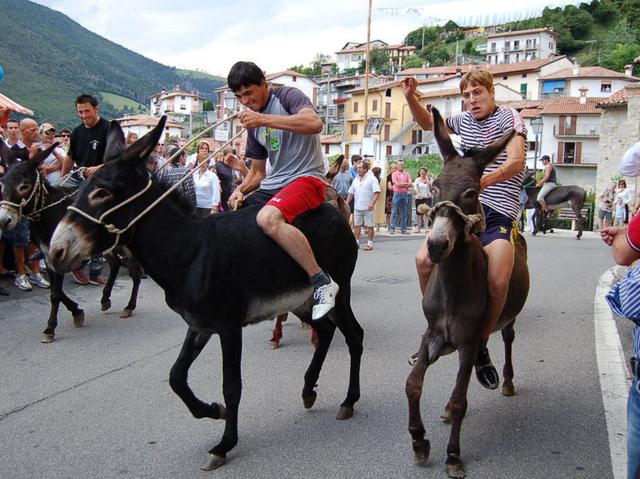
[368, 202, 375, 212]
[226, 154, 249, 176]
[601, 226, 625, 246]
[29, 142, 41, 158]
[228, 189, 244, 210]
[239, 109, 265, 129]
[402, 77, 418, 99]
[84, 165, 102, 177]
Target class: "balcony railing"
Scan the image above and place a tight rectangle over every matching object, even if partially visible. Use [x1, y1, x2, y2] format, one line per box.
[553, 124, 600, 137]
[580, 152, 598, 164]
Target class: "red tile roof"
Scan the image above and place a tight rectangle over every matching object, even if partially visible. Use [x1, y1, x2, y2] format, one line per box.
[266, 70, 309, 80]
[398, 56, 568, 78]
[519, 108, 542, 119]
[541, 66, 640, 81]
[349, 80, 401, 94]
[539, 97, 602, 115]
[419, 88, 461, 100]
[597, 84, 640, 108]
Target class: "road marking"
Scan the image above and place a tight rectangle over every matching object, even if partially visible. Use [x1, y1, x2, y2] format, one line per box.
[595, 267, 631, 479]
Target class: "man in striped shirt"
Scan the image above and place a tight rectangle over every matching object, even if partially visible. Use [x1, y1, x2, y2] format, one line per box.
[403, 69, 526, 389]
[602, 142, 640, 478]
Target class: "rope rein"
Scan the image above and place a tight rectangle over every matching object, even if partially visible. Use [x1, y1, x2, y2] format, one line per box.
[65, 127, 247, 254]
[0, 170, 47, 221]
[427, 200, 486, 243]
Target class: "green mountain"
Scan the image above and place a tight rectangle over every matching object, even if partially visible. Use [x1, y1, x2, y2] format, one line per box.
[0, 0, 225, 128]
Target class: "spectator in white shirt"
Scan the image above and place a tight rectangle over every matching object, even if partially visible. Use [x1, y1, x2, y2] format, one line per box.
[413, 167, 433, 232]
[346, 159, 380, 250]
[192, 141, 220, 218]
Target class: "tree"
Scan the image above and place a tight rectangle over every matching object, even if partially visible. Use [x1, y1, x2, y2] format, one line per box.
[560, 6, 594, 39]
[590, 0, 619, 24]
[462, 40, 475, 55]
[602, 42, 640, 71]
[202, 99, 214, 112]
[359, 47, 389, 74]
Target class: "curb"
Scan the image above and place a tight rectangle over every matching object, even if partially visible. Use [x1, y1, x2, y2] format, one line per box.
[595, 266, 631, 479]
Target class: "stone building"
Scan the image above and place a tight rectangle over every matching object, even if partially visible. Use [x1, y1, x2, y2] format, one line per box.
[596, 84, 640, 205]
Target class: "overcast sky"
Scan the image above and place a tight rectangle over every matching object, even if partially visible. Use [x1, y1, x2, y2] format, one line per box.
[34, 0, 579, 77]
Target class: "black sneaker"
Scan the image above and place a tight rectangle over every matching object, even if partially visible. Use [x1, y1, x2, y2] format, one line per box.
[474, 346, 499, 390]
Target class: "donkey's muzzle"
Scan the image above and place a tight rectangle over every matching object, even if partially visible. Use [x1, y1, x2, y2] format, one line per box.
[427, 237, 449, 263]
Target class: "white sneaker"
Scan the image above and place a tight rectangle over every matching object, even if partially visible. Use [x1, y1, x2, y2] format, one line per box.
[312, 280, 339, 320]
[29, 272, 50, 289]
[15, 274, 32, 291]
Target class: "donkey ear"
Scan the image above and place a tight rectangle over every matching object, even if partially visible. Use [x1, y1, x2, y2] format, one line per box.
[0, 139, 14, 165]
[28, 142, 59, 167]
[472, 129, 516, 169]
[431, 107, 458, 161]
[122, 116, 167, 164]
[104, 120, 126, 163]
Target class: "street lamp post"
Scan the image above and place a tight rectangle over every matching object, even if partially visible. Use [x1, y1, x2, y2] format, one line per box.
[224, 91, 238, 142]
[530, 116, 544, 174]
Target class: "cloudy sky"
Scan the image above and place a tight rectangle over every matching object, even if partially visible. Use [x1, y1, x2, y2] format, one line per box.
[34, 0, 578, 76]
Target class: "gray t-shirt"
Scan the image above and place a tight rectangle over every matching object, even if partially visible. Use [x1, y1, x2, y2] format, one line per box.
[245, 86, 325, 190]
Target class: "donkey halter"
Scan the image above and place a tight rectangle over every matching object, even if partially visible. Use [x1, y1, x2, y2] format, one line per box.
[428, 200, 486, 242]
[66, 179, 153, 254]
[1, 170, 79, 223]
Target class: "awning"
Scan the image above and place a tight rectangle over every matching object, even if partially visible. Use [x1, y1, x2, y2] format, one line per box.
[0, 92, 34, 127]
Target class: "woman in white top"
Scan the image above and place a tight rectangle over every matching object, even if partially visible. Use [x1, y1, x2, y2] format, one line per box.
[38, 123, 66, 186]
[413, 167, 432, 232]
[617, 179, 632, 224]
[192, 141, 220, 218]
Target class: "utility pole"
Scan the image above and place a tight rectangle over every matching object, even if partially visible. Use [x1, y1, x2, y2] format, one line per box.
[364, 0, 372, 140]
[324, 75, 330, 135]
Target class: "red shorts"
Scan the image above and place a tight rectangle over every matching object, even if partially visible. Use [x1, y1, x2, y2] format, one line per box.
[266, 176, 326, 223]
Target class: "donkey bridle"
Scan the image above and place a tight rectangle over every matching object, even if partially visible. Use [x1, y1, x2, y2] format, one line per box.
[428, 200, 486, 242]
[66, 178, 153, 254]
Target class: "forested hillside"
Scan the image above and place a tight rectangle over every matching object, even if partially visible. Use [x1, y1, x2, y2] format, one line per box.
[402, 0, 640, 72]
[0, 0, 224, 127]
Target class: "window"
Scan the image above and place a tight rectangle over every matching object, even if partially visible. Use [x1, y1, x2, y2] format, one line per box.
[505, 41, 511, 51]
[386, 145, 392, 156]
[549, 42, 554, 49]
[353, 102, 359, 113]
[528, 141, 536, 152]
[491, 42, 496, 53]
[384, 124, 390, 141]
[385, 89, 392, 97]
[520, 83, 527, 98]
[292, 76, 297, 82]
[601, 81, 612, 93]
[522, 73, 527, 78]
[372, 99, 378, 111]
[515, 53, 520, 62]
[181, 96, 186, 100]
[351, 123, 358, 135]
[513, 40, 519, 50]
[180, 105, 186, 110]
[503, 75, 508, 80]
[324, 144, 329, 154]
[385, 103, 391, 118]
[533, 38, 537, 48]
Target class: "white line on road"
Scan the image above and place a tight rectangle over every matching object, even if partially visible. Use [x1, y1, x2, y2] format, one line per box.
[595, 267, 631, 479]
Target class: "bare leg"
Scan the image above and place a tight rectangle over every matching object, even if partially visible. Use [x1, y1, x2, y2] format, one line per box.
[415, 236, 434, 294]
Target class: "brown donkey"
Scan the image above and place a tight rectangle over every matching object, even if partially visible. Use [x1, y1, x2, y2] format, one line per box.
[406, 108, 530, 478]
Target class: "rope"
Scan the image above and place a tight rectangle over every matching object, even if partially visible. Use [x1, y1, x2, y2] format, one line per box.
[0, 170, 46, 221]
[65, 127, 247, 254]
[427, 200, 485, 242]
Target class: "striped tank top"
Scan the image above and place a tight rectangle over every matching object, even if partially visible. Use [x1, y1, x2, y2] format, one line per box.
[446, 106, 527, 220]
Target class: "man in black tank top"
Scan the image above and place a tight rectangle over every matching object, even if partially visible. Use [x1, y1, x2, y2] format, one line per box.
[536, 155, 557, 213]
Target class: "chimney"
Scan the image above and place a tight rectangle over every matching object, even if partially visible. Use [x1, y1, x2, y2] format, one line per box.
[573, 63, 580, 76]
[579, 86, 588, 104]
[175, 84, 181, 91]
[625, 64, 634, 77]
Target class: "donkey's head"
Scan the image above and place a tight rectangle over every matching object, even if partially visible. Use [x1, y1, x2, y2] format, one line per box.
[427, 107, 514, 262]
[0, 142, 58, 231]
[49, 118, 166, 272]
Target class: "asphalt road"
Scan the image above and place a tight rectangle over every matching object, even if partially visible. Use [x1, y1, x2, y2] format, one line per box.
[0, 232, 619, 479]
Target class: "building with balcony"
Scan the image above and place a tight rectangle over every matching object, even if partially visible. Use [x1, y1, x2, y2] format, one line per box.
[540, 65, 640, 99]
[335, 40, 416, 74]
[149, 85, 204, 119]
[116, 114, 184, 141]
[486, 28, 559, 65]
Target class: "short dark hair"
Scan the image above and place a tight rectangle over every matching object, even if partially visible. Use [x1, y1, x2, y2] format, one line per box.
[60, 127, 71, 134]
[351, 154, 362, 165]
[227, 62, 265, 92]
[76, 94, 98, 107]
[541, 155, 550, 162]
[6, 118, 18, 126]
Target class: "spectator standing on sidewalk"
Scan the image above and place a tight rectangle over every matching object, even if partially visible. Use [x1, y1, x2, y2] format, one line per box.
[331, 156, 353, 201]
[599, 182, 617, 230]
[346, 159, 380, 250]
[390, 159, 412, 234]
[413, 167, 432, 232]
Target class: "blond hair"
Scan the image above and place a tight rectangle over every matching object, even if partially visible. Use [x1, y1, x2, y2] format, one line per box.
[459, 69, 494, 93]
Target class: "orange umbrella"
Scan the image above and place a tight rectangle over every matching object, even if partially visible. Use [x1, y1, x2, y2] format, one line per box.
[0, 92, 34, 127]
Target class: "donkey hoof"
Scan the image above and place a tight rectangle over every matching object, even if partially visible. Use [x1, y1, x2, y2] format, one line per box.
[270, 340, 280, 350]
[336, 406, 353, 420]
[413, 439, 430, 465]
[40, 333, 55, 343]
[101, 300, 111, 311]
[501, 383, 515, 397]
[73, 311, 85, 328]
[446, 454, 465, 478]
[303, 391, 317, 409]
[120, 309, 132, 319]
[200, 453, 225, 471]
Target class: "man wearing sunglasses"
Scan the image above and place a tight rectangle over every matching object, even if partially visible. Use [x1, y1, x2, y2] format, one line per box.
[38, 123, 66, 185]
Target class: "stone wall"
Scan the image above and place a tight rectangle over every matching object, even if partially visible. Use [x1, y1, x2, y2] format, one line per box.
[596, 97, 640, 202]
